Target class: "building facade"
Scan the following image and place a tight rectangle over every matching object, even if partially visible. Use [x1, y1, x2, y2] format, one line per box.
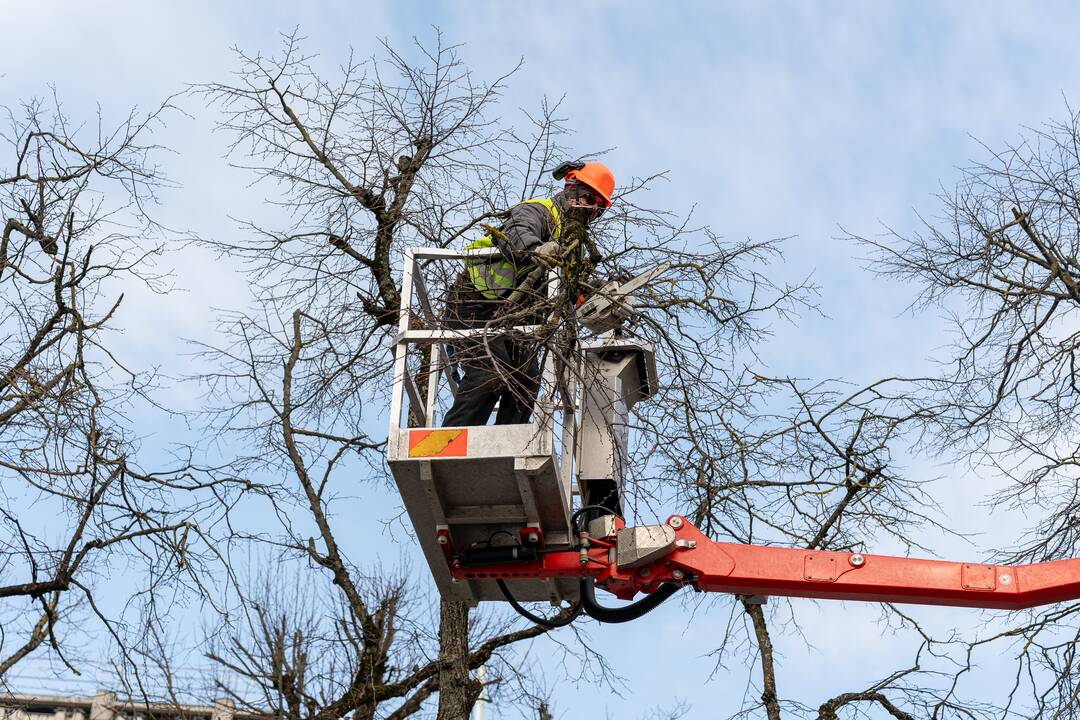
[0, 691, 267, 720]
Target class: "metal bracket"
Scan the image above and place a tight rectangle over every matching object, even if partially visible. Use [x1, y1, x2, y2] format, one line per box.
[616, 524, 676, 569]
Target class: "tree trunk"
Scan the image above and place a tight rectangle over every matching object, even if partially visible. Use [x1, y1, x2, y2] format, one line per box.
[744, 599, 782, 720]
[436, 599, 481, 720]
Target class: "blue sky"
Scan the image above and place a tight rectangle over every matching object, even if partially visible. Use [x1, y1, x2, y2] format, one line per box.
[7, 1, 1080, 717]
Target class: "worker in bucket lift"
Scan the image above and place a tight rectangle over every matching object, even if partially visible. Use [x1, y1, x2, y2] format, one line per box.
[441, 161, 615, 427]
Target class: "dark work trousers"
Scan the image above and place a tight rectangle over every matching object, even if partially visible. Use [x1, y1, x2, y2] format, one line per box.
[441, 283, 542, 427]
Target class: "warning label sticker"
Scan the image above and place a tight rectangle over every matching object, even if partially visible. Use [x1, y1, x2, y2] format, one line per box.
[408, 428, 468, 458]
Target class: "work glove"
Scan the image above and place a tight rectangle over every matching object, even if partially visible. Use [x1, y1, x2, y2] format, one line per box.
[533, 241, 561, 266]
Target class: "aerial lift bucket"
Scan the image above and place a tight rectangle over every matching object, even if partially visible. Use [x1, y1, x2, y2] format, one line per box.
[386, 247, 580, 605]
[387, 247, 664, 610]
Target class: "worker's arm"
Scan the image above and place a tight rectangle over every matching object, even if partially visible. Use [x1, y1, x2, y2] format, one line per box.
[492, 201, 553, 261]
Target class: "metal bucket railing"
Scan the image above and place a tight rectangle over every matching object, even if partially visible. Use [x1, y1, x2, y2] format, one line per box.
[387, 247, 577, 484]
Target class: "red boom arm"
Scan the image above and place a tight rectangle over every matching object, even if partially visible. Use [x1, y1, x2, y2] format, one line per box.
[448, 516, 1080, 610]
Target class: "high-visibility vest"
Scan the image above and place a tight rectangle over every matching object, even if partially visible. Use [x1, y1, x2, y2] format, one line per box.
[464, 198, 562, 300]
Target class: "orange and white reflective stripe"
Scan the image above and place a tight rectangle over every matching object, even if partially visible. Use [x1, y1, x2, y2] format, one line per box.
[408, 428, 468, 458]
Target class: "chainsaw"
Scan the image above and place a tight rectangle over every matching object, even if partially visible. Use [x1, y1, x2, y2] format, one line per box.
[575, 262, 671, 335]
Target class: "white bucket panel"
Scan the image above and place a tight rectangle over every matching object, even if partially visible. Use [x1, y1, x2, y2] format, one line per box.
[388, 425, 577, 603]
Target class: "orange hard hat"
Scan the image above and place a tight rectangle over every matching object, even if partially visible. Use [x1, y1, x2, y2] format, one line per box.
[564, 162, 615, 207]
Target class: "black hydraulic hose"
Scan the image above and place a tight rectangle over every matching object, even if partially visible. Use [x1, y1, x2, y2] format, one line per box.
[572, 505, 682, 622]
[571, 504, 618, 535]
[579, 577, 681, 624]
[495, 504, 675, 626]
[496, 579, 582, 628]
[481, 505, 603, 629]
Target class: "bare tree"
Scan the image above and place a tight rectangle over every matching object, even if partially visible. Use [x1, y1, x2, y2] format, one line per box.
[190, 30, 587, 720]
[189, 28, 975, 720]
[641, 363, 967, 720]
[185, 27, 792, 718]
[844, 105, 1080, 718]
[0, 93, 229, 690]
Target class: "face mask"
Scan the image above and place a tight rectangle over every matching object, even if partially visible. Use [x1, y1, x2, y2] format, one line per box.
[564, 182, 607, 223]
[565, 204, 601, 225]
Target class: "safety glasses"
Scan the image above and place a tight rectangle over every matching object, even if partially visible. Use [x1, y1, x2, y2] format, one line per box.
[565, 182, 608, 220]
